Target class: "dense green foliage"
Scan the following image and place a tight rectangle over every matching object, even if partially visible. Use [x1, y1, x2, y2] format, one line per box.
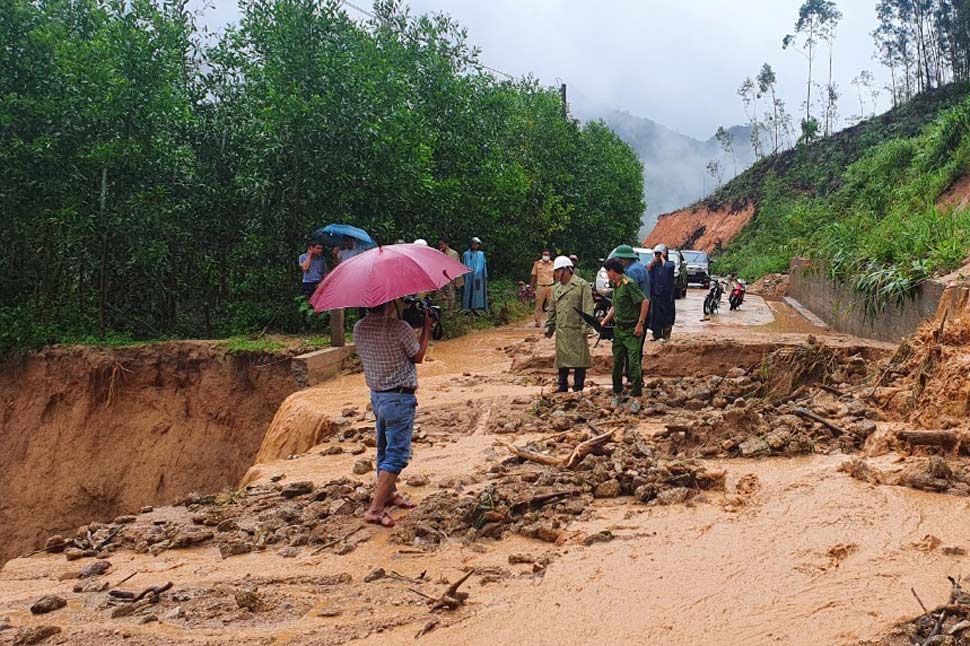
[0, 0, 644, 354]
[715, 83, 970, 315]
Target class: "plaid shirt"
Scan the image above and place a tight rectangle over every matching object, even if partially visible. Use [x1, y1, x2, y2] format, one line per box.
[353, 315, 420, 391]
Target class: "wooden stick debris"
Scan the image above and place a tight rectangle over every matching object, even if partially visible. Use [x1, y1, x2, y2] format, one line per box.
[502, 443, 562, 466]
[896, 430, 959, 449]
[311, 525, 366, 555]
[564, 428, 614, 468]
[793, 407, 845, 437]
[429, 570, 474, 611]
[109, 581, 173, 602]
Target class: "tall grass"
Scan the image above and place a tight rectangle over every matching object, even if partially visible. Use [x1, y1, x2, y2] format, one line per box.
[715, 92, 970, 316]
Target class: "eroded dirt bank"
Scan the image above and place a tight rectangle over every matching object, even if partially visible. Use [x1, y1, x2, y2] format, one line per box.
[643, 201, 754, 252]
[3, 292, 969, 646]
[0, 343, 297, 567]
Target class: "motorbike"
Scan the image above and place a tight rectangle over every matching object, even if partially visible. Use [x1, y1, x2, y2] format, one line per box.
[703, 279, 724, 318]
[401, 295, 444, 340]
[729, 278, 746, 311]
[592, 291, 612, 322]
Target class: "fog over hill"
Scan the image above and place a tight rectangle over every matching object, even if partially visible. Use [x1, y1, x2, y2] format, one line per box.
[571, 99, 756, 238]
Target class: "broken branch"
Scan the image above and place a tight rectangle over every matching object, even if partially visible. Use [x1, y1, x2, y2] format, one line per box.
[896, 430, 959, 449]
[793, 407, 845, 437]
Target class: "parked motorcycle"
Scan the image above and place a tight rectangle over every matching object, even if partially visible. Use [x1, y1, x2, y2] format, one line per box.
[729, 278, 746, 311]
[703, 279, 724, 318]
[592, 290, 612, 322]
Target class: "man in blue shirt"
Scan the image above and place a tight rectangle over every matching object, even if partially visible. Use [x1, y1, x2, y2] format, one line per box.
[299, 241, 328, 298]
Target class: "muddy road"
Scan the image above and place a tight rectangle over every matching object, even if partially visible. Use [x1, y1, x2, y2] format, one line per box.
[2, 289, 969, 646]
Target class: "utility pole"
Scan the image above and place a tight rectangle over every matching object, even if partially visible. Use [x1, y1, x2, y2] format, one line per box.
[560, 83, 567, 121]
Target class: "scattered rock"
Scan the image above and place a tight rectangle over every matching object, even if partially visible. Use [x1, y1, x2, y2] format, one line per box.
[320, 445, 344, 456]
[113, 515, 137, 524]
[349, 443, 367, 455]
[78, 559, 111, 578]
[280, 547, 301, 558]
[30, 595, 66, 615]
[942, 545, 967, 556]
[64, 547, 86, 561]
[407, 474, 430, 487]
[364, 568, 386, 583]
[353, 458, 374, 475]
[234, 589, 263, 612]
[139, 506, 154, 514]
[13, 625, 61, 645]
[583, 531, 615, 546]
[43, 535, 66, 553]
[317, 606, 342, 617]
[738, 436, 770, 457]
[73, 579, 109, 593]
[218, 541, 253, 559]
[655, 487, 691, 506]
[164, 606, 184, 620]
[536, 526, 561, 543]
[593, 479, 621, 498]
[280, 481, 314, 498]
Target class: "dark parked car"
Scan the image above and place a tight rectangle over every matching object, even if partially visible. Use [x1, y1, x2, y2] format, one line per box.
[681, 250, 711, 287]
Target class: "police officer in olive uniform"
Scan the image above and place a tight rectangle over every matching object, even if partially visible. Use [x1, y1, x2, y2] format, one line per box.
[544, 256, 593, 392]
[600, 258, 649, 413]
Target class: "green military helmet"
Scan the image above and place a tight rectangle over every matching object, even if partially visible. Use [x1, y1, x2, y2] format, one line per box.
[613, 244, 638, 260]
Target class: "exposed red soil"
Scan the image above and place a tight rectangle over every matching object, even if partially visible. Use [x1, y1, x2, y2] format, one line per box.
[938, 174, 970, 212]
[873, 284, 970, 427]
[643, 201, 755, 253]
[0, 343, 297, 567]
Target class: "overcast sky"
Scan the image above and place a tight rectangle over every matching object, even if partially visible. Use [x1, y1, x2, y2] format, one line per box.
[193, 0, 888, 140]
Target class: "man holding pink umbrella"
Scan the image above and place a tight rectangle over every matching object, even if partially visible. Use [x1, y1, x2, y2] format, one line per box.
[354, 300, 431, 527]
[309, 243, 470, 527]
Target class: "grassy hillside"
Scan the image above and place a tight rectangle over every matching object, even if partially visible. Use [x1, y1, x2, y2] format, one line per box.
[711, 83, 970, 315]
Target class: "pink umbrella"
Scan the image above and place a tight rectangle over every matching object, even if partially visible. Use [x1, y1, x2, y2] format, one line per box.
[309, 243, 471, 311]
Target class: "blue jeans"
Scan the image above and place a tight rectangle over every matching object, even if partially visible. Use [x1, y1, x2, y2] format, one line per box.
[370, 391, 417, 475]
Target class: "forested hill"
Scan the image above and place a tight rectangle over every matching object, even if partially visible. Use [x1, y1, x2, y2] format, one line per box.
[0, 0, 644, 352]
[571, 102, 756, 233]
[709, 81, 970, 314]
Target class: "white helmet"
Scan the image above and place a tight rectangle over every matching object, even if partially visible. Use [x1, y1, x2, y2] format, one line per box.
[553, 255, 574, 271]
[654, 243, 668, 254]
[413, 238, 428, 246]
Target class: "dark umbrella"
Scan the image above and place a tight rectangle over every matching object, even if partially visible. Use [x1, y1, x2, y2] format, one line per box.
[311, 223, 377, 248]
[574, 308, 613, 341]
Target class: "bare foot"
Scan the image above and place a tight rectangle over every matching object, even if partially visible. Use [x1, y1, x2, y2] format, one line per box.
[363, 511, 395, 527]
[391, 494, 417, 509]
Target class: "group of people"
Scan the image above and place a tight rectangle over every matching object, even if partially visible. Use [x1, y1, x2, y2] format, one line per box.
[541, 243, 677, 414]
[343, 237, 678, 527]
[298, 237, 364, 298]
[299, 235, 490, 314]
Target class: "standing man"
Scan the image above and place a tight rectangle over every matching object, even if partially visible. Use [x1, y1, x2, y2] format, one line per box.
[437, 237, 464, 309]
[462, 237, 488, 312]
[600, 258, 649, 413]
[613, 245, 650, 367]
[298, 241, 328, 298]
[336, 236, 360, 264]
[544, 256, 593, 392]
[646, 243, 676, 341]
[530, 249, 555, 328]
[354, 300, 432, 528]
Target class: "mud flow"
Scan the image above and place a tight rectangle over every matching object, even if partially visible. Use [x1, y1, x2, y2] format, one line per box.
[2, 289, 970, 646]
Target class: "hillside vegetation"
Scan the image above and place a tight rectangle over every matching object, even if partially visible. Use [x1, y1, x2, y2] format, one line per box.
[712, 82, 970, 314]
[0, 0, 644, 353]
